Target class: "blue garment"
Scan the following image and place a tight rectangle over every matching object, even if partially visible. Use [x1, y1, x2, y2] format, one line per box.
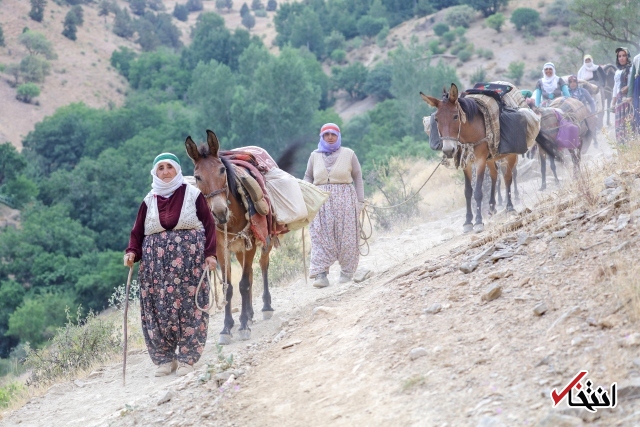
[569, 87, 596, 113]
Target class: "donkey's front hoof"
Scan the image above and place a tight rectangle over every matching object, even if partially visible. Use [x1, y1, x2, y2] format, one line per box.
[463, 223, 474, 233]
[262, 310, 274, 320]
[238, 329, 251, 341]
[219, 334, 232, 345]
[474, 223, 484, 233]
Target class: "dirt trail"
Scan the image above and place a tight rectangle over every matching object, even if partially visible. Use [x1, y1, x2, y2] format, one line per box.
[3, 142, 640, 427]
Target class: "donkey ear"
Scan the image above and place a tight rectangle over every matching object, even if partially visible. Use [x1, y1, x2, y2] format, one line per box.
[442, 86, 447, 96]
[449, 83, 459, 103]
[206, 129, 220, 158]
[185, 136, 199, 162]
[420, 92, 440, 108]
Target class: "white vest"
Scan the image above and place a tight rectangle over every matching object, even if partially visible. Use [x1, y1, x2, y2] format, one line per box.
[143, 184, 204, 236]
[311, 147, 354, 186]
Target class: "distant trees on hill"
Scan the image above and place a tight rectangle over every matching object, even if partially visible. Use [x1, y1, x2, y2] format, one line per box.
[0, 25, 5, 47]
[62, 10, 79, 40]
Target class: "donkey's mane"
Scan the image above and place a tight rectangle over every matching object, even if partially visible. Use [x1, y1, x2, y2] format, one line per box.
[458, 96, 480, 122]
[196, 143, 240, 202]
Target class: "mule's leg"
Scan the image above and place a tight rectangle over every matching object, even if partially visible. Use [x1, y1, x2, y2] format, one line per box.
[463, 166, 474, 233]
[487, 161, 498, 214]
[549, 154, 559, 185]
[570, 148, 581, 177]
[219, 249, 234, 345]
[513, 164, 520, 201]
[539, 149, 547, 191]
[259, 244, 275, 320]
[236, 247, 257, 341]
[504, 155, 517, 212]
[473, 156, 487, 232]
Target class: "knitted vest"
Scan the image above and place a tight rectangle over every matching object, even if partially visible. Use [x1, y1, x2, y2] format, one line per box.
[311, 147, 354, 185]
[144, 184, 203, 236]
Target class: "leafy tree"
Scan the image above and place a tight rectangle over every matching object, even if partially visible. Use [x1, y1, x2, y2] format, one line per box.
[325, 30, 345, 53]
[266, 0, 277, 11]
[240, 2, 250, 17]
[428, 39, 445, 54]
[0, 144, 27, 186]
[289, 7, 325, 59]
[0, 24, 4, 47]
[113, 7, 135, 38]
[0, 281, 25, 356]
[215, 0, 227, 12]
[414, 0, 434, 17]
[369, 0, 387, 19]
[357, 16, 386, 38]
[5, 64, 20, 86]
[445, 5, 476, 27]
[29, 0, 46, 22]
[186, 0, 203, 11]
[135, 12, 182, 51]
[440, 30, 456, 46]
[363, 62, 393, 100]
[462, 0, 507, 17]
[332, 62, 368, 100]
[251, 0, 263, 10]
[571, 0, 639, 50]
[19, 31, 56, 58]
[431, 0, 461, 8]
[129, 0, 146, 16]
[62, 10, 78, 40]
[127, 50, 191, 98]
[4, 175, 38, 208]
[433, 22, 449, 36]
[71, 5, 84, 25]
[173, 4, 189, 21]
[16, 83, 41, 103]
[181, 12, 254, 70]
[543, 0, 576, 27]
[510, 7, 540, 31]
[136, 17, 160, 51]
[485, 12, 504, 32]
[505, 60, 524, 85]
[273, 2, 305, 47]
[110, 46, 137, 78]
[331, 48, 346, 63]
[20, 55, 51, 83]
[242, 12, 256, 30]
[98, 0, 111, 22]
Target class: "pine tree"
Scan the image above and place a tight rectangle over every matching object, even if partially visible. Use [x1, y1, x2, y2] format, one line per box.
[241, 11, 255, 30]
[240, 2, 249, 17]
[251, 0, 263, 10]
[29, 0, 46, 23]
[98, 0, 111, 23]
[0, 24, 5, 47]
[129, 0, 146, 16]
[113, 7, 135, 38]
[265, 0, 277, 11]
[225, 0, 233, 12]
[71, 5, 84, 26]
[62, 11, 78, 41]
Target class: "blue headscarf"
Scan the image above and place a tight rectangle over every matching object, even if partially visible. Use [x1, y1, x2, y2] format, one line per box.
[316, 123, 342, 153]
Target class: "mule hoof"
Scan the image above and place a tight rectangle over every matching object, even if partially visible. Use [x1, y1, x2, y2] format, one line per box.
[506, 206, 516, 213]
[263, 310, 274, 320]
[219, 334, 232, 345]
[463, 223, 474, 233]
[238, 329, 251, 341]
[474, 224, 484, 233]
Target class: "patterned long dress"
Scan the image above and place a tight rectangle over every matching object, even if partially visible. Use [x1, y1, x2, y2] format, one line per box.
[138, 229, 210, 366]
[309, 183, 360, 277]
[614, 65, 632, 143]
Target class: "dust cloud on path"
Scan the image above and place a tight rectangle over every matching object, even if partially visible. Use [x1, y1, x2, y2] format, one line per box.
[3, 138, 640, 427]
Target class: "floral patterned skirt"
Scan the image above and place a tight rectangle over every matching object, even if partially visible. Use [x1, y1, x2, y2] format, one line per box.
[138, 229, 209, 366]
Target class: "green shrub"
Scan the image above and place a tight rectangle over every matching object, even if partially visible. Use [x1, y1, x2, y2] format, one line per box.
[428, 39, 445, 54]
[482, 48, 494, 59]
[543, 0, 576, 27]
[457, 49, 472, 62]
[186, 0, 203, 11]
[129, 0, 147, 15]
[357, 16, 386, 38]
[254, 8, 267, 17]
[172, 4, 188, 21]
[0, 24, 5, 47]
[331, 48, 346, 63]
[325, 30, 345, 53]
[241, 12, 255, 30]
[0, 382, 26, 409]
[71, 5, 84, 26]
[454, 26, 466, 36]
[62, 10, 78, 41]
[511, 7, 540, 32]
[470, 66, 486, 82]
[240, 2, 249, 17]
[19, 55, 51, 83]
[445, 5, 476, 28]
[4, 175, 38, 208]
[16, 83, 41, 103]
[440, 30, 456, 46]
[505, 60, 525, 85]
[29, 0, 46, 22]
[258, 233, 305, 285]
[485, 12, 505, 32]
[19, 31, 56, 59]
[376, 25, 389, 47]
[414, 0, 434, 17]
[251, 0, 263, 10]
[23, 307, 121, 386]
[433, 22, 449, 36]
[266, 0, 277, 11]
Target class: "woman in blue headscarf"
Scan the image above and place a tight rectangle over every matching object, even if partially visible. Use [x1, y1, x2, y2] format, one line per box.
[303, 123, 364, 288]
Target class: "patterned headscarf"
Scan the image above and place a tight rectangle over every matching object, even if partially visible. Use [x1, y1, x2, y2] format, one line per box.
[615, 47, 631, 70]
[317, 123, 342, 153]
[150, 153, 184, 197]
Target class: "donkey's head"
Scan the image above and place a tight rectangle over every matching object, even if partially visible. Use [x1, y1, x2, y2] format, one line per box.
[421, 83, 466, 157]
[185, 130, 230, 224]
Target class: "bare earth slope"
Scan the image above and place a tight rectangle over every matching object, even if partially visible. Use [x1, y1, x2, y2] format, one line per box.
[2, 141, 640, 426]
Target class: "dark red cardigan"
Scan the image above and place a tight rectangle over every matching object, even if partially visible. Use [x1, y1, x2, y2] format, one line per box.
[125, 184, 217, 262]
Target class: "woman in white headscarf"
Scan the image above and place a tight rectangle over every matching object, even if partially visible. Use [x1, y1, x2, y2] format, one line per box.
[577, 54, 600, 82]
[533, 62, 570, 107]
[124, 153, 217, 377]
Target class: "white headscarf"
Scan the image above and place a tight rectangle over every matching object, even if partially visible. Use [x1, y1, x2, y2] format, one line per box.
[577, 55, 598, 81]
[541, 62, 560, 95]
[150, 153, 185, 197]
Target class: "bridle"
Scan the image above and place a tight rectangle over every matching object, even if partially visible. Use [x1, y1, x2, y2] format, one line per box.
[201, 168, 229, 200]
[435, 100, 488, 151]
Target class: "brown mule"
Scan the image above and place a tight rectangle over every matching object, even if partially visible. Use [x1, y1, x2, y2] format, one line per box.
[185, 130, 275, 345]
[421, 84, 553, 233]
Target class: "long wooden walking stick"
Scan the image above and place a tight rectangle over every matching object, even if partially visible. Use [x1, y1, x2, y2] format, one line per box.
[302, 227, 307, 285]
[123, 265, 133, 386]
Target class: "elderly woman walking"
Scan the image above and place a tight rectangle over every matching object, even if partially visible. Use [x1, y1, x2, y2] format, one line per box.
[612, 47, 633, 143]
[304, 123, 365, 288]
[534, 62, 570, 107]
[124, 153, 217, 377]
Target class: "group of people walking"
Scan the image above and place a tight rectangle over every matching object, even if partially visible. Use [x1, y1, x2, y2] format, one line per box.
[124, 123, 364, 376]
[530, 47, 640, 144]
